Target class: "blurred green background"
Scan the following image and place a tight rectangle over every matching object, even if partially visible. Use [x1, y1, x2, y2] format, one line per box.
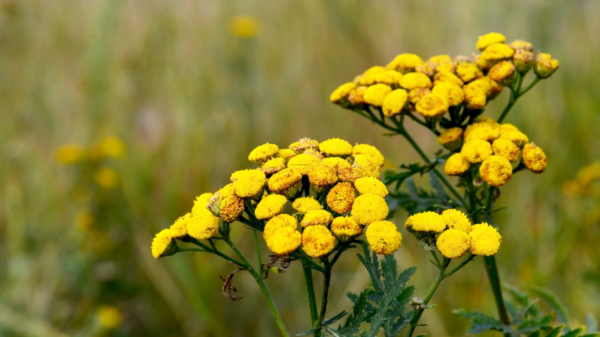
[1, 0, 599, 336]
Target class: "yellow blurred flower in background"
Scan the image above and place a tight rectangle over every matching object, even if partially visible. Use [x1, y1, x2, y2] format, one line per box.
[74, 211, 94, 230]
[55, 143, 85, 165]
[96, 306, 123, 329]
[94, 167, 120, 189]
[229, 15, 260, 38]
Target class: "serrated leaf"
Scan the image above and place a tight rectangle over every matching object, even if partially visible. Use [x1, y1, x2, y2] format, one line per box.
[323, 310, 348, 326]
[580, 334, 600, 337]
[296, 328, 315, 336]
[395, 286, 415, 309]
[545, 325, 565, 337]
[530, 285, 569, 324]
[454, 309, 504, 334]
[563, 327, 586, 337]
[357, 244, 384, 293]
[366, 285, 405, 337]
[516, 312, 556, 333]
[339, 289, 372, 335]
[398, 266, 417, 284]
[381, 254, 398, 291]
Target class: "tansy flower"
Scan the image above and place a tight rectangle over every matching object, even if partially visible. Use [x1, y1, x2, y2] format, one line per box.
[261, 157, 287, 175]
[326, 182, 356, 214]
[249, 143, 279, 164]
[301, 210, 334, 227]
[509, 40, 533, 51]
[432, 82, 464, 107]
[288, 153, 320, 175]
[364, 84, 392, 107]
[473, 54, 490, 71]
[263, 214, 298, 242]
[479, 77, 503, 98]
[476, 32, 506, 51]
[436, 229, 470, 259]
[382, 89, 408, 117]
[482, 43, 515, 63]
[94, 167, 119, 189]
[429, 55, 455, 73]
[354, 176, 388, 198]
[387, 53, 424, 74]
[266, 227, 301, 255]
[188, 212, 221, 240]
[292, 197, 323, 213]
[302, 225, 336, 258]
[337, 166, 366, 183]
[219, 193, 245, 222]
[98, 136, 126, 158]
[405, 211, 446, 233]
[433, 71, 464, 87]
[352, 144, 385, 167]
[489, 61, 516, 86]
[277, 149, 296, 162]
[474, 117, 500, 128]
[469, 223, 502, 256]
[444, 153, 471, 176]
[513, 50, 534, 73]
[534, 53, 559, 79]
[463, 85, 487, 110]
[351, 193, 389, 225]
[304, 149, 325, 160]
[348, 86, 368, 105]
[408, 88, 431, 105]
[415, 61, 436, 77]
[267, 168, 302, 198]
[437, 127, 463, 152]
[461, 139, 493, 164]
[374, 70, 403, 86]
[55, 143, 85, 164]
[255, 194, 288, 220]
[322, 157, 351, 173]
[400, 73, 432, 90]
[228, 15, 259, 38]
[366, 220, 402, 255]
[151, 229, 177, 259]
[192, 193, 214, 215]
[492, 139, 520, 162]
[331, 216, 362, 239]
[499, 123, 520, 134]
[74, 211, 94, 231]
[319, 138, 353, 157]
[522, 143, 548, 174]
[289, 138, 319, 152]
[308, 164, 338, 193]
[499, 130, 529, 148]
[455, 63, 483, 83]
[97, 306, 123, 329]
[441, 209, 472, 233]
[416, 94, 449, 118]
[170, 213, 192, 239]
[464, 124, 500, 142]
[232, 169, 267, 198]
[353, 155, 381, 179]
[480, 155, 513, 187]
[330, 82, 357, 103]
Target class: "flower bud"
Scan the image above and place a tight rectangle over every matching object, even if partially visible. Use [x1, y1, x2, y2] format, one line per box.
[534, 53, 559, 79]
[489, 61, 516, 87]
[513, 50, 534, 73]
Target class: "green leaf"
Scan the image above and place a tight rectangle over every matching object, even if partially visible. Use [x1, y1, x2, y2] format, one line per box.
[454, 309, 504, 334]
[296, 328, 315, 336]
[366, 285, 405, 337]
[323, 310, 348, 326]
[563, 327, 586, 337]
[357, 244, 384, 293]
[545, 325, 566, 337]
[339, 289, 372, 335]
[398, 266, 417, 284]
[516, 312, 556, 333]
[381, 254, 398, 291]
[530, 285, 569, 324]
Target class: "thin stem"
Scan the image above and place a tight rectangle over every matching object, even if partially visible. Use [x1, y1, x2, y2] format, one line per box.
[497, 76, 540, 123]
[518, 77, 540, 96]
[302, 264, 319, 330]
[253, 229, 263, 273]
[315, 258, 332, 337]
[177, 247, 207, 253]
[484, 256, 511, 328]
[188, 237, 246, 268]
[225, 238, 290, 337]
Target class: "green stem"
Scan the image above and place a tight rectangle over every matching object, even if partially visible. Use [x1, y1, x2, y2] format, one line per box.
[225, 238, 290, 337]
[315, 258, 332, 337]
[253, 229, 263, 272]
[302, 264, 319, 331]
[484, 256, 511, 328]
[188, 237, 246, 268]
[497, 76, 540, 123]
[177, 247, 207, 253]
[518, 77, 540, 97]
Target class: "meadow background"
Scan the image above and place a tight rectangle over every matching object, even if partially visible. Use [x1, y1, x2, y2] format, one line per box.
[1, 0, 599, 336]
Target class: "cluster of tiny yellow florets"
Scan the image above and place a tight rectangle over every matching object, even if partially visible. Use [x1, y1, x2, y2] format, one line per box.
[330, 32, 558, 121]
[151, 137, 403, 259]
[405, 209, 501, 258]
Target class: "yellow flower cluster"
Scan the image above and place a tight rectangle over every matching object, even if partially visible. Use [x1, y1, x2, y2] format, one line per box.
[562, 162, 600, 197]
[151, 138, 402, 259]
[405, 209, 501, 258]
[442, 118, 548, 186]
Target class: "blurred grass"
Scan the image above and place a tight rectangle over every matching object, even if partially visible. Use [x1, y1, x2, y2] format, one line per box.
[0, 0, 599, 336]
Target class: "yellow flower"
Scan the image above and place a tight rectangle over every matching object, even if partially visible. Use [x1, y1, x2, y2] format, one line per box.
[436, 229, 470, 259]
[228, 15, 259, 38]
[322, 157, 351, 173]
[428, 55, 454, 71]
[266, 227, 301, 255]
[354, 176, 388, 198]
[55, 143, 85, 165]
[352, 144, 385, 167]
[188, 210, 221, 240]
[473, 117, 500, 128]
[374, 70, 403, 86]
[151, 229, 177, 259]
[464, 123, 500, 142]
[499, 130, 529, 148]
[534, 53, 559, 79]
[433, 71, 464, 87]
[415, 61, 436, 77]
[513, 50, 534, 73]
[437, 127, 463, 151]
[218, 188, 245, 222]
[98, 136, 126, 158]
[170, 213, 192, 238]
[292, 197, 323, 213]
[331, 216, 362, 239]
[499, 123, 520, 134]
[326, 182, 356, 214]
[255, 194, 288, 220]
[263, 214, 298, 242]
[444, 153, 471, 176]
[301, 225, 336, 258]
[94, 167, 119, 189]
[337, 166, 366, 183]
[489, 61, 516, 86]
[405, 211, 446, 233]
[455, 63, 483, 83]
[480, 77, 503, 98]
[469, 223, 502, 256]
[366, 220, 402, 255]
[75, 211, 94, 231]
[248, 143, 279, 164]
[261, 157, 287, 175]
[492, 139, 520, 162]
[319, 138, 353, 157]
[277, 149, 297, 162]
[192, 193, 213, 215]
[97, 306, 123, 329]
[387, 53, 424, 74]
[288, 153, 320, 175]
[480, 155, 513, 187]
[308, 164, 338, 193]
[351, 193, 389, 225]
[482, 43, 515, 63]
[461, 139, 493, 164]
[364, 84, 392, 107]
[232, 169, 267, 198]
[348, 86, 369, 105]
[522, 143, 548, 174]
[476, 32, 506, 51]
[353, 155, 381, 179]
[463, 85, 487, 110]
[407, 88, 431, 105]
[289, 137, 320, 152]
[432, 82, 464, 107]
[304, 148, 325, 160]
[301, 209, 334, 227]
[330, 82, 357, 103]
[509, 40, 533, 51]
[400, 73, 432, 90]
[415, 94, 449, 118]
[382, 89, 408, 117]
[268, 168, 302, 198]
[441, 209, 472, 233]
